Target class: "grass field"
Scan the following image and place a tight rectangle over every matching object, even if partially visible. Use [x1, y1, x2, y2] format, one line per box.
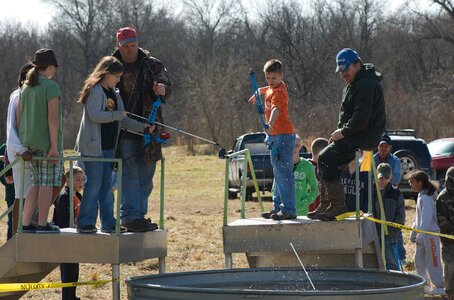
[0, 145, 422, 299]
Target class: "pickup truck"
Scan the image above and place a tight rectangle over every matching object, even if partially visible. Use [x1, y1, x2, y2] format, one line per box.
[224, 132, 310, 200]
[383, 129, 432, 198]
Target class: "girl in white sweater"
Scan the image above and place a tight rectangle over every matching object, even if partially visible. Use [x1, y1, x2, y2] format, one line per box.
[407, 170, 444, 295]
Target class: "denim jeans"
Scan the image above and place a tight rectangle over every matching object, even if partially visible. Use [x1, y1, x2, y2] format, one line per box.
[77, 149, 116, 229]
[396, 231, 406, 260]
[119, 138, 156, 224]
[384, 236, 399, 270]
[271, 134, 296, 215]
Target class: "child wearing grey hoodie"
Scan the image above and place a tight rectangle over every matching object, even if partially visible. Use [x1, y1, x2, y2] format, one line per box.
[407, 170, 444, 295]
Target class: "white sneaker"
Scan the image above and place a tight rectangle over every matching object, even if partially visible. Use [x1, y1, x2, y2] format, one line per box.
[425, 286, 445, 295]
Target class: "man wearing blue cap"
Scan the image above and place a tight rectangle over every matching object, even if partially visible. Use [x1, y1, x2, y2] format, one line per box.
[308, 48, 386, 221]
[373, 133, 406, 265]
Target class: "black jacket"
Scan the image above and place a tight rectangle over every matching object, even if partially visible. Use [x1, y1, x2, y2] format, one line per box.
[338, 64, 386, 146]
[112, 48, 172, 162]
[374, 182, 405, 239]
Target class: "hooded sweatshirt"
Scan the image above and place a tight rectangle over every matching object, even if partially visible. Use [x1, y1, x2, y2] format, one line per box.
[414, 189, 440, 244]
[338, 64, 386, 144]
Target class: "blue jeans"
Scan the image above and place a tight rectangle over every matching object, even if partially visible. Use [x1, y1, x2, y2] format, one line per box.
[384, 236, 399, 270]
[77, 149, 116, 229]
[120, 138, 156, 224]
[397, 231, 406, 260]
[271, 134, 296, 215]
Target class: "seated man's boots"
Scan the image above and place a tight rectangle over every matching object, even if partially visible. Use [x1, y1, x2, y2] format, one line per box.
[307, 180, 330, 219]
[315, 182, 348, 221]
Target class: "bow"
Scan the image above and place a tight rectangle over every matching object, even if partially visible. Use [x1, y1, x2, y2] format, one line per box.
[144, 95, 169, 146]
[249, 69, 269, 130]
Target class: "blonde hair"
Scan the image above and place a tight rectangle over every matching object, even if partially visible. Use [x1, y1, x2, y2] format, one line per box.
[64, 166, 84, 180]
[78, 56, 123, 104]
[311, 138, 328, 156]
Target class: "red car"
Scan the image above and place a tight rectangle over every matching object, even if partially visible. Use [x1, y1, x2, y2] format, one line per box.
[428, 138, 454, 181]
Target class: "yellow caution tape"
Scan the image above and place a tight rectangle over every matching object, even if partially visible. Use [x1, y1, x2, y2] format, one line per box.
[0, 279, 113, 293]
[336, 211, 454, 240]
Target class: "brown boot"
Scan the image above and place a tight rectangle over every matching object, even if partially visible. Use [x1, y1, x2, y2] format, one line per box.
[315, 182, 348, 221]
[307, 180, 330, 219]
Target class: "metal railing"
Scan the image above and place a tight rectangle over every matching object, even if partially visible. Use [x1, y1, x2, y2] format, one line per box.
[223, 149, 264, 225]
[0, 155, 166, 235]
[354, 150, 388, 268]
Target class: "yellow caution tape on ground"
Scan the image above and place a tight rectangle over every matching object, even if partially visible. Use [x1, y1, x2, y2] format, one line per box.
[336, 211, 454, 240]
[0, 279, 113, 293]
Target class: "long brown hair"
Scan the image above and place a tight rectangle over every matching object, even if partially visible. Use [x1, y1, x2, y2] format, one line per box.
[24, 65, 49, 87]
[405, 170, 438, 196]
[78, 56, 124, 105]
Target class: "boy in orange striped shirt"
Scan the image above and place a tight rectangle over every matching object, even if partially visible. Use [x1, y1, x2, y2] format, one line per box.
[249, 59, 296, 220]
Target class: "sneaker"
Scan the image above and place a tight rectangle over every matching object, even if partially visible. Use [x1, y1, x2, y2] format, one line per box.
[101, 225, 127, 234]
[424, 286, 446, 295]
[261, 210, 278, 219]
[123, 218, 158, 232]
[271, 211, 297, 220]
[22, 224, 36, 233]
[430, 288, 446, 295]
[35, 223, 60, 233]
[77, 224, 98, 234]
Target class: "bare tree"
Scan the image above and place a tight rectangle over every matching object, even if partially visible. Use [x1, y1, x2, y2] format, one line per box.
[0, 23, 40, 142]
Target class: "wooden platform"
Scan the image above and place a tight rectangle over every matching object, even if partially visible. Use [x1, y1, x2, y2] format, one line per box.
[0, 229, 167, 299]
[15, 228, 167, 264]
[223, 215, 383, 269]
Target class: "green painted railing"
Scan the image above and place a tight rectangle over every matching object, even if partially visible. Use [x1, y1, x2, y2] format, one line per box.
[0, 155, 165, 235]
[353, 150, 388, 268]
[223, 149, 264, 226]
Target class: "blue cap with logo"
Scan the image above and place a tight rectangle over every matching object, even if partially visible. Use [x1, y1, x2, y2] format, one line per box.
[335, 48, 359, 73]
[379, 134, 392, 145]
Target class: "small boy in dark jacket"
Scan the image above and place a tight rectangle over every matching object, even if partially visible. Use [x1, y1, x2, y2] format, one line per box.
[52, 166, 85, 300]
[436, 166, 454, 299]
[374, 163, 405, 271]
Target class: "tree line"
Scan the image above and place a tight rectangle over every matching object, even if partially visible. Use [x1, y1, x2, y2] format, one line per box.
[0, 0, 453, 151]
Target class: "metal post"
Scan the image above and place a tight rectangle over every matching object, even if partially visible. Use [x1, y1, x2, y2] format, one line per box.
[371, 158, 387, 268]
[246, 151, 264, 212]
[17, 159, 25, 233]
[69, 161, 75, 228]
[159, 158, 166, 273]
[367, 169, 372, 214]
[223, 158, 230, 226]
[115, 160, 123, 236]
[160, 157, 165, 229]
[355, 247, 364, 268]
[355, 150, 361, 220]
[240, 157, 247, 219]
[225, 253, 233, 269]
[159, 257, 166, 273]
[112, 264, 120, 300]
